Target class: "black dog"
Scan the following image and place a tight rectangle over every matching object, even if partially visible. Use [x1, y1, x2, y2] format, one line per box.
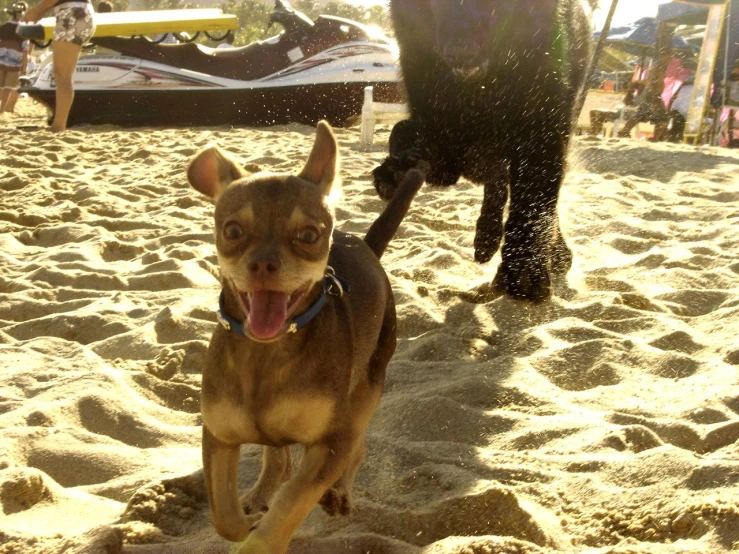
[373, 0, 594, 301]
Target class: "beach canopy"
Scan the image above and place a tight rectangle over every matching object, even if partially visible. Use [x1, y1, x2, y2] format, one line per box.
[658, 0, 727, 25]
[594, 16, 696, 56]
[658, 0, 738, 92]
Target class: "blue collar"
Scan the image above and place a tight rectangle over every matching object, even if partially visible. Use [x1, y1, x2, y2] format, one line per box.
[216, 268, 351, 337]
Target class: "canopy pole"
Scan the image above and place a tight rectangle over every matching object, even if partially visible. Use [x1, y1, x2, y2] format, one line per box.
[574, 0, 620, 125]
[683, 2, 728, 144]
[712, 0, 732, 146]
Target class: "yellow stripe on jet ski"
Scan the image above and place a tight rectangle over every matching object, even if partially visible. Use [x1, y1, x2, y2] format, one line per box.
[19, 9, 238, 41]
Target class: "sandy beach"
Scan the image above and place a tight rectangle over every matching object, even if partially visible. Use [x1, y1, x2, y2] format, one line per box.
[1, 98, 738, 554]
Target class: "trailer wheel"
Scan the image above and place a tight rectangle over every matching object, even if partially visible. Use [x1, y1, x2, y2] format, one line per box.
[205, 30, 233, 42]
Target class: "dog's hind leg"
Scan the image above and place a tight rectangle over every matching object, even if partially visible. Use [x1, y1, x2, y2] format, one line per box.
[493, 140, 566, 301]
[320, 371, 385, 518]
[202, 427, 263, 542]
[241, 446, 291, 515]
[319, 306, 391, 518]
[319, 438, 365, 516]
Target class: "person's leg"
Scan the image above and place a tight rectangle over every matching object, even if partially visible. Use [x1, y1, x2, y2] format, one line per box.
[0, 89, 10, 113]
[0, 68, 10, 113]
[50, 40, 82, 132]
[6, 89, 21, 113]
[617, 118, 637, 138]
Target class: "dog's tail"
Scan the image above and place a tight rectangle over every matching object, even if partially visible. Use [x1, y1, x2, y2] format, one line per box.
[364, 169, 424, 259]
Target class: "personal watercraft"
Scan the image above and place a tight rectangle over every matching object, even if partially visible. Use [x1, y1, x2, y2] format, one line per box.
[17, 1, 402, 128]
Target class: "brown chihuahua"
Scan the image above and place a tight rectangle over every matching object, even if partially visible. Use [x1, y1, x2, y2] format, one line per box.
[187, 121, 423, 554]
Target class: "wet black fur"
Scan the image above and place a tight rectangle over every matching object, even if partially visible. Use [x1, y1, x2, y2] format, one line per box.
[373, 0, 594, 301]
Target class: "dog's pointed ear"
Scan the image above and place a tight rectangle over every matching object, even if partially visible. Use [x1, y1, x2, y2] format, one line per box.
[298, 120, 338, 196]
[187, 145, 249, 201]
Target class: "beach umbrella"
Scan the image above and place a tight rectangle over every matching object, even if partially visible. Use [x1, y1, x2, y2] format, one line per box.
[657, 1, 714, 25]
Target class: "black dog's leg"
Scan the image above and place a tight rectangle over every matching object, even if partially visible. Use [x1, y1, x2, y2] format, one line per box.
[493, 142, 566, 301]
[388, 118, 420, 156]
[373, 119, 428, 200]
[374, 118, 465, 201]
[473, 163, 509, 264]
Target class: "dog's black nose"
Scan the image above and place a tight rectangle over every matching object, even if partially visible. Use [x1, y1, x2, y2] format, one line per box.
[248, 257, 281, 274]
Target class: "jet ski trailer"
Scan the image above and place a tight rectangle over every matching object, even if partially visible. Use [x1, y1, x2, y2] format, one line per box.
[16, 2, 403, 128]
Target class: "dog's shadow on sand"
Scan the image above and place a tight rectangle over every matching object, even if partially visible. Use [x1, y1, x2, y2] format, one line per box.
[575, 141, 739, 184]
[454, 273, 577, 306]
[427, 273, 578, 367]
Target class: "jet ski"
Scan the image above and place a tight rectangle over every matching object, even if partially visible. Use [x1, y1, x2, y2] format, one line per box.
[17, 1, 402, 128]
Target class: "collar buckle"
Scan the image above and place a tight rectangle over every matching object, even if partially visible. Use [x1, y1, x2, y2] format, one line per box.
[216, 308, 232, 331]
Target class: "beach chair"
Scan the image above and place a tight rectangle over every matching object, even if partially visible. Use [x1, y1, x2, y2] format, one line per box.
[359, 86, 409, 146]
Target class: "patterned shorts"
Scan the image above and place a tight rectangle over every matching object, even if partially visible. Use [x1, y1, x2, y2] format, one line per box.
[53, 3, 96, 46]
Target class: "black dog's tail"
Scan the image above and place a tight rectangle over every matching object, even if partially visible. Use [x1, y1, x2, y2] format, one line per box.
[364, 170, 424, 259]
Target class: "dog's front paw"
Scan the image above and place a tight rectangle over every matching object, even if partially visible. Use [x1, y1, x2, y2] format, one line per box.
[319, 486, 353, 516]
[236, 532, 272, 554]
[372, 159, 401, 200]
[372, 149, 430, 201]
[493, 256, 552, 302]
[550, 239, 573, 275]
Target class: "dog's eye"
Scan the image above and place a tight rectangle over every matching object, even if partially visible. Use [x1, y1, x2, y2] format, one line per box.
[223, 222, 245, 240]
[297, 227, 320, 245]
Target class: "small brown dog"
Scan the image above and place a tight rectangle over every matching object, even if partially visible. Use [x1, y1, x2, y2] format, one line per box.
[187, 121, 422, 554]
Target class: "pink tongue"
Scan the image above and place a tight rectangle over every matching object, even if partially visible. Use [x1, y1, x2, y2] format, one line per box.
[248, 291, 288, 340]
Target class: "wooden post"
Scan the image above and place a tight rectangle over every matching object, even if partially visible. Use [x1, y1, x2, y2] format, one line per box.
[683, 3, 728, 144]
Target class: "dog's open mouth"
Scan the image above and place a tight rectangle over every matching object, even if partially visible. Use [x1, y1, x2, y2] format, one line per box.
[452, 65, 483, 78]
[236, 284, 310, 341]
[441, 48, 488, 79]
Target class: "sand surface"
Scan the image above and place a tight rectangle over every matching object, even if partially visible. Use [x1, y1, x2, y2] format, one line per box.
[1, 99, 739, 554]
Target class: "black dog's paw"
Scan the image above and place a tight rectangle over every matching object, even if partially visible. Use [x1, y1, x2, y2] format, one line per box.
[474, 235, 501, 264]
[372, 159, 400, 201]
[372, 149, 430, 201]
[550, 241, 573, 275]
[493, 257, 552, 302]
[318, 487, 353, 517]
[550, 230, 573, 275]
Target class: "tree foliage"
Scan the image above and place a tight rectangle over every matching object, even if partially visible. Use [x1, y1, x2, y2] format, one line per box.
[220, 0, 391, 46]
[1, 0, 130, 22]
[138, 0, 195, 10]
[0, 0, 390, 47]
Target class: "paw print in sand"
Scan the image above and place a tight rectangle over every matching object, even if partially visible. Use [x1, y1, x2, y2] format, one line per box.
[121, 474, 207, 536]
[146, 348, 185, 381]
